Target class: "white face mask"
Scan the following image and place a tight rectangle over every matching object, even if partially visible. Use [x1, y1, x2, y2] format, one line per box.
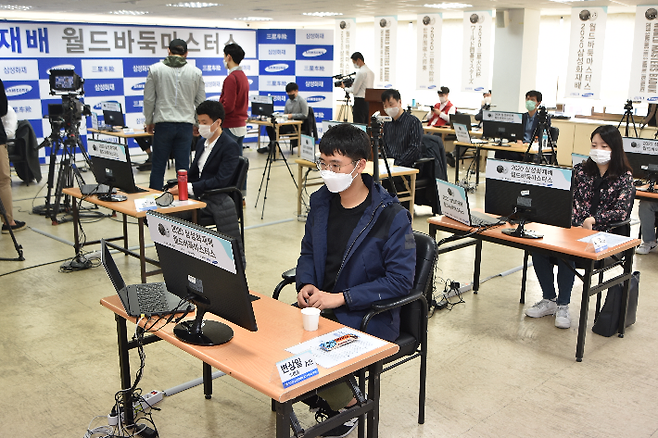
[439, 96, 447, 104]
[353, 62, 359, 70]
[483, 96, 492, 105]
[384, 106, 400, 118]
[198, 123, 216, 139]
[590, 149, 611, 165]
[223, 58, 229, 70]
[320, 166, 358, 193]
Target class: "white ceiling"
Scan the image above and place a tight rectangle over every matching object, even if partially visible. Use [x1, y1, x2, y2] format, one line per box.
[0, 0, 644, 28]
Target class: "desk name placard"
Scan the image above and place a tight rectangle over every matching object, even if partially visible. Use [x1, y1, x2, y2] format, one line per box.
[276, 350, 319, 388]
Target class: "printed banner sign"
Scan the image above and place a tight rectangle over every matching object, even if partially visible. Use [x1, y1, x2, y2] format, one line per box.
[335, 18, 357, 76]
[416, 14, 442, 90]
[374, 16, 397, 88]
[629, 6, 658, 102]
[147, 212, 236, 274]
[461, 11, 492, 93]
[87, 139, 127, 162]
[623, 137, 658, 155]
[485, 159, 573, 190]
[565, 7, 607, 99]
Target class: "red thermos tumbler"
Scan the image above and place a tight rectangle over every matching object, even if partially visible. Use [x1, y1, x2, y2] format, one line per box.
[177, 169, 188, 201]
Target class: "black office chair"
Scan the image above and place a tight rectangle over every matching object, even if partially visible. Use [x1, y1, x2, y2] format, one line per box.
[271, 230, 438, 424]
[197, 156, 249, 248]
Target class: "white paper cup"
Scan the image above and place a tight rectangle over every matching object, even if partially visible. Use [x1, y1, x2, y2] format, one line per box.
[301, 307, 321, 331]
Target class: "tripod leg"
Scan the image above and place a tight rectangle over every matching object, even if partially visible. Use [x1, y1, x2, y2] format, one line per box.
[260, 143, 278, 219]
[0, 196, 24, 261]
[273, 142, 298, 189]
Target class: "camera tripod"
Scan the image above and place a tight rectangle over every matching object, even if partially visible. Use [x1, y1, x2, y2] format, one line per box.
[618, 100, 639, 138]
[525, 107, 557, 165]
[35, 123, 91, 224]
[337, 89, 353, 123]
[254, 115, 298, 219]
[368, 116, 397, 196]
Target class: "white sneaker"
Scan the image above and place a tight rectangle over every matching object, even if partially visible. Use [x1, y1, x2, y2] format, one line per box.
[636, 241, 657, 255]
[525, 299, 557, 318]
[555, 305, 571, 329]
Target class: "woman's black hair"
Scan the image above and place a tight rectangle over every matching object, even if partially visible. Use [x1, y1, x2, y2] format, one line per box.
[583, 125, 632, 179]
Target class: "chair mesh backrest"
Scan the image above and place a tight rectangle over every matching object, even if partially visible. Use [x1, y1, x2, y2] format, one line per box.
[399, 231, 438, 339]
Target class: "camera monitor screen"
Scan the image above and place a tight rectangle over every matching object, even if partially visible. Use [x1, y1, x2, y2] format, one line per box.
[101, 101, 125, 128]
[622, 137, 658, 180]
[482, 110, 525, 143]
[88, 139, 145, 200]
[49, 69, 81, 92]
[485, 159, 573, 239]
[147, 211, 258, 346]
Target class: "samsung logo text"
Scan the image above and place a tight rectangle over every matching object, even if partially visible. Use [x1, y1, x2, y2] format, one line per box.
[265, 64, 290, 73]
[302, 48, 327, 58]
[5, 85, 33, 96]
[131, 83, 145, 91]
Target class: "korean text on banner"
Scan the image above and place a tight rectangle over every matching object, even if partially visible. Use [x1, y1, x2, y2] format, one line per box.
[374, 16, 397, 88]
[335, 18, 356, 76]
[416, 14, 442, 90]
[629, 6, 658, 102]
[461, 11, 492, 93]
[565, 7, 607, 99]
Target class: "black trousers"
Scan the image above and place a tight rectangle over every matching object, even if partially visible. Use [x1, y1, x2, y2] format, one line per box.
[352, 97, 369, 125]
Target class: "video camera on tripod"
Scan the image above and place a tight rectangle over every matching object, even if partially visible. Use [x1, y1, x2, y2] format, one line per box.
[333, 72, 356, 88]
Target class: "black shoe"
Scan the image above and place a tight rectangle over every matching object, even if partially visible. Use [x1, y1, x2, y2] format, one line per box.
[2, 220, 27, 234]
[321, 416, 358, 438]
[257, 146, 270, 154]
[137, 158, 152, 171]
[446, 152, 456, 168]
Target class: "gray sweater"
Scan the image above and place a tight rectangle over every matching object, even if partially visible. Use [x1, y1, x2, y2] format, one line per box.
[143, 56, 205, 125]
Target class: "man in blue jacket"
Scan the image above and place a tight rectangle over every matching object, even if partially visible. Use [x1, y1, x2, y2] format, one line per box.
[296, 123, 416, 437]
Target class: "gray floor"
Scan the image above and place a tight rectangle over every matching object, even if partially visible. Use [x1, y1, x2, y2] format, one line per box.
[1, 145, 657, 438]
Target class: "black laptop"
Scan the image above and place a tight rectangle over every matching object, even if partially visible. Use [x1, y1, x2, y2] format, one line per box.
[71, 163, 116, 195]
[101, 240, 192, 317]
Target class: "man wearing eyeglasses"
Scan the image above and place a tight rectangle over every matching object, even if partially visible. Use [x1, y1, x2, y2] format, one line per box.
[295, 123, 415, 437]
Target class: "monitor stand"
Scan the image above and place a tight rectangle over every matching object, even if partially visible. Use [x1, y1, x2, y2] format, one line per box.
[501, 218, 543, 239]
[174, 309, 234, 346]
[173, 293, 233, 346]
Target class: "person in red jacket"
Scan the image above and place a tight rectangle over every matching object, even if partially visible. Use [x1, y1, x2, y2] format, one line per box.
[220, 44, 249, 151]
[426, 86, 455, 127]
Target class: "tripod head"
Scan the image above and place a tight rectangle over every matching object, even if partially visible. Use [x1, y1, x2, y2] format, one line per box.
[536, 106, 549, 124]
[624, 99, 634, 113]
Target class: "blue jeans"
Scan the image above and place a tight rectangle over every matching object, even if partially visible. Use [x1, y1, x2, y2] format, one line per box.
[532, 253, 575, 306]
[149, 122, 193, 190]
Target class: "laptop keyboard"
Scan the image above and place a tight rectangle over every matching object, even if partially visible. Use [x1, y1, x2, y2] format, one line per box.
[135, 283, 173, 314]
[470, 211, 500, 226]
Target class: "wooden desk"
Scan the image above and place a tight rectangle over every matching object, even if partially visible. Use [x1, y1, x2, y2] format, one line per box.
[100, 293, 398, 437]
[249, 118, 303, 158]
[427, 215, 640, 361]
[88, 127, 154, 140]
[295, 159, 419, 223]
[62, 187, 205, 283]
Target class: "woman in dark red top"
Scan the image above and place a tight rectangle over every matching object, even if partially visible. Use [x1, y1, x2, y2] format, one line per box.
[525, 125, 634, 329]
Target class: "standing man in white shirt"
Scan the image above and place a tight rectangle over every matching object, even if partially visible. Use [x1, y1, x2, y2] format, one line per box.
[341, 52, 375, 124]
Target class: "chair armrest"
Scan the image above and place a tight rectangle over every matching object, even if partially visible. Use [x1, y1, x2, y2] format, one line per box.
[163, 178, 178, 191]
[360, 289, 426, 332]
[413, 157, 434, 168]
[606, 218, 631, 230]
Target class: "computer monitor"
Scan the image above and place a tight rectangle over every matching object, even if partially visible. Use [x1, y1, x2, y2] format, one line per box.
[485, 158, 573, 239]
[88, 139, 143, 201]
[147, 211, 258, 346]
[481, 110, 525, 143]
[102, 101, 125, 128]
[251, 102, 274, 117]
[450, 114, 473, 131]
[622, 137, 658, 181]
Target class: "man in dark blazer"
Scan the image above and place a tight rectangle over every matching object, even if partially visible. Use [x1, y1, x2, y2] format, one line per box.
[169, 100, 243, 257]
